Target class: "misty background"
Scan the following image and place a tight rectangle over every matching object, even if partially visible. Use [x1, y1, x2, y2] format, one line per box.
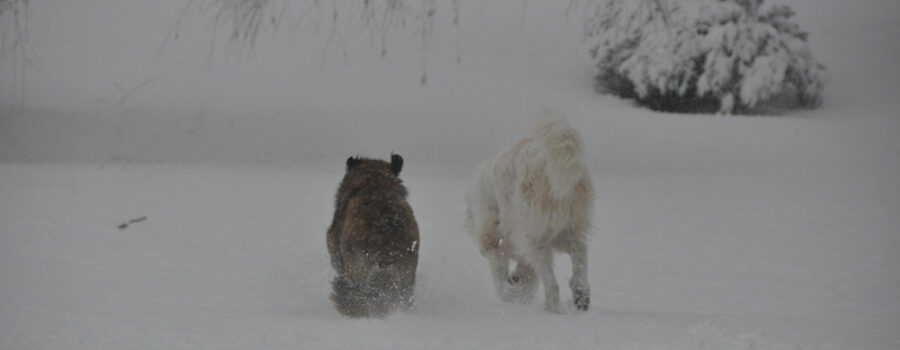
[1, 0, 898, 349]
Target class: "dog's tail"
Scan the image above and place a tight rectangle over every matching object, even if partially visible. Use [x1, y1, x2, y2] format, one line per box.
[535, 106, 587, 200]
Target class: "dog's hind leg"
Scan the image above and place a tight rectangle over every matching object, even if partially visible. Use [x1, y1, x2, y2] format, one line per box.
[563, 237, 590, 311]
[487, 255, 518, 302]
[507, 261, 537, 302]
[523, 243, 560, 313]
[473, 209, 519, 303]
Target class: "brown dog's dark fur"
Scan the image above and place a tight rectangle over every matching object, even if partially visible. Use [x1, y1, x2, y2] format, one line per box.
[327, 154, 419, 317]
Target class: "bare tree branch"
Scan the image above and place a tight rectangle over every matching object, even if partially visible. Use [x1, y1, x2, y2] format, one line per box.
[0, 0, 32, 111]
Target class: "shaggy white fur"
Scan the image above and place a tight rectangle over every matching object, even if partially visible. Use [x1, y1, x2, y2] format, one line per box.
[465, 106, 594, 313]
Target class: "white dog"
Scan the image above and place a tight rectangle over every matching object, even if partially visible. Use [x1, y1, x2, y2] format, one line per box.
[465, 107, 594, 313]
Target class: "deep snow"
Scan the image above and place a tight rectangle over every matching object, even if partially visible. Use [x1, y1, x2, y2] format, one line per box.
[1, 0, 899, 349]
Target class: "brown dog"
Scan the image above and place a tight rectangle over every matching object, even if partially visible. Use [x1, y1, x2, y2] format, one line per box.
[326, 154, 419, 317]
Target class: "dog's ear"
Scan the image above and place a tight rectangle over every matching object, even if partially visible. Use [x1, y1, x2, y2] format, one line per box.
[346, 156, 361, 171]
[390, 154, 403, 176]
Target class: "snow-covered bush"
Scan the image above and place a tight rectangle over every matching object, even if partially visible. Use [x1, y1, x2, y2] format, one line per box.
[585, 0, 827, 113]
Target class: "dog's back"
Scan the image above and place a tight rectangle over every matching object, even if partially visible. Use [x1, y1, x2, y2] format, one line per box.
[468, 107, 592, 240]
[516, 106, 593, 233]
[327, 155, 419, 317]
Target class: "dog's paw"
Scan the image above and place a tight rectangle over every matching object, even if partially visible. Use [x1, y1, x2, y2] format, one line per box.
[503, 276, 537, 303]
[573, 290, 590, 311]
[507, 268, 533, 286]
[508, 275, 522, 285]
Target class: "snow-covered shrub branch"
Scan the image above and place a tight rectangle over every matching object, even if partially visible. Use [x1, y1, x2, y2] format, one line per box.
[585, 0, 827, 113]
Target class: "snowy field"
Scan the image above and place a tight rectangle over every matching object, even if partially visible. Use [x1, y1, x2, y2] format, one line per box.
[1, 0, 899, 349]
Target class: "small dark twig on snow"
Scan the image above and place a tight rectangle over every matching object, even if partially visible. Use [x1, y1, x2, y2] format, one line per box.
[118, 216, 147, 230]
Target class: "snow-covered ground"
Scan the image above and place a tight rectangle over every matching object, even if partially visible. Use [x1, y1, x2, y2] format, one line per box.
[1, 0, 899, 349]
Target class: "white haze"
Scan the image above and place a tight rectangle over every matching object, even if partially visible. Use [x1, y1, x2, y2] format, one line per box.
[1, 0, 899, 349]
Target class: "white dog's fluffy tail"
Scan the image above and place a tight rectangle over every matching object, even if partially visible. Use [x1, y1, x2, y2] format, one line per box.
[535, 106, 587, 200]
